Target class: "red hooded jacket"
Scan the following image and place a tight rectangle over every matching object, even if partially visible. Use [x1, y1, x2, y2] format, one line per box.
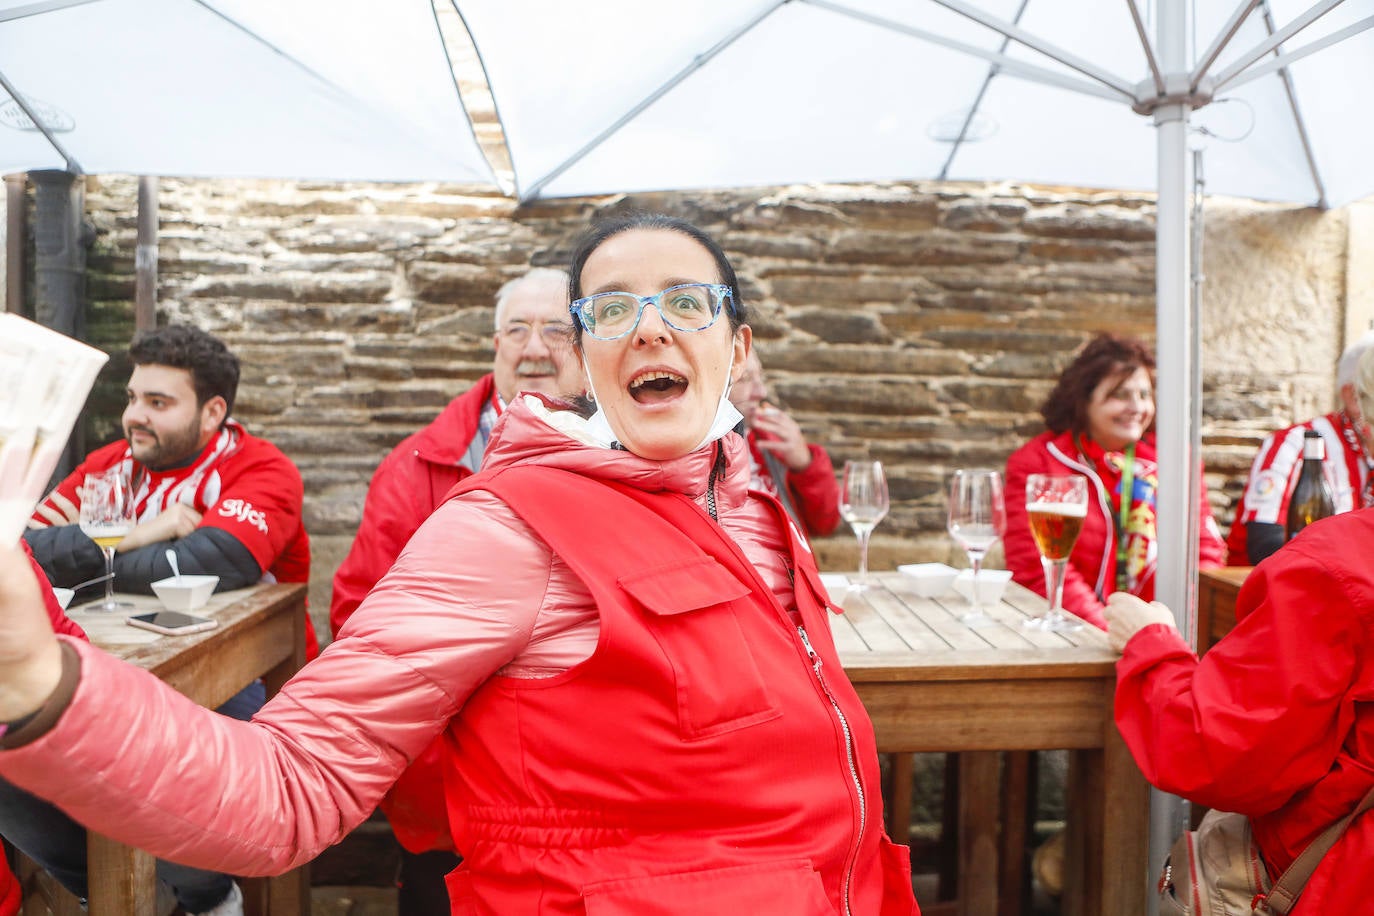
[1115, 508, 1374, 915]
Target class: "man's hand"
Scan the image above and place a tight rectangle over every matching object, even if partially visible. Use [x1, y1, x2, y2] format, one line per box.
[28, 490, 80, 528]
[1104, 593, 1178, 654]
[753, 403, 814, 472]
[0, 545, 63, 722]
[117, 503, 202, 552]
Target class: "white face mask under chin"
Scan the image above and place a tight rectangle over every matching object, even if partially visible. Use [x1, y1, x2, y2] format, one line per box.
[582, 354, 743, 454]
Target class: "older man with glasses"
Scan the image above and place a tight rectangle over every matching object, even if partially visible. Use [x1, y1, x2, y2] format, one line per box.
[329, 265, 580, 914]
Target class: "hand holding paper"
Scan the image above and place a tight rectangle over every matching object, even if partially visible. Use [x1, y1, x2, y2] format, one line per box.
[0, 315, 109, 546]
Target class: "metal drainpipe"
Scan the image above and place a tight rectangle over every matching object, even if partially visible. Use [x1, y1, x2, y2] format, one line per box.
[5, 173, 24, 314]
[31, 169, 87, 337]
[135, 175, 158, 331]
[31, 168, 90, 484]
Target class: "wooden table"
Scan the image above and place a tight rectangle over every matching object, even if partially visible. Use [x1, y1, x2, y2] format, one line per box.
[825, 572, 1150, 916]
[1196, 566, 1251, 654]
[49, 584, 310, 916]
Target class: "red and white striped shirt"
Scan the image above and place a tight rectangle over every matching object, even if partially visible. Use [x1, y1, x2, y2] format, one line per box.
[1226, 410, 1373, 561]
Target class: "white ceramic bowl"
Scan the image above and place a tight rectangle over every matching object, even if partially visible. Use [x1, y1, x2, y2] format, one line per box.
[818, 573, 851, 603]
[953, 568, 1013, 605]
[150, 575, 219, 612]
[897, 563, 959, 597]
[51, 587, 74, 611]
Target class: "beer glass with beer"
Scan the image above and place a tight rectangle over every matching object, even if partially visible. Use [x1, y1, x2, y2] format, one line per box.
[947, 469, 1007, 626]
[1023, 473, 1089, 632]
[78, 467, 136, 611]
[840, 459, 889, 590]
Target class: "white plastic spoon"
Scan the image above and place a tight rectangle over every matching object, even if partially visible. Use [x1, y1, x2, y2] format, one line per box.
[166, 549, 183, 584]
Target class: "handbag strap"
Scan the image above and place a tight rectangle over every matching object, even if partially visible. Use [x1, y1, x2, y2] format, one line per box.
[1263, 784, 1374, 914]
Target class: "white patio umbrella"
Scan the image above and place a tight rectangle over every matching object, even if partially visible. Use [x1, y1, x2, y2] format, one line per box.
[0, 0, 495, 184]
[453, 0, 1372, 904]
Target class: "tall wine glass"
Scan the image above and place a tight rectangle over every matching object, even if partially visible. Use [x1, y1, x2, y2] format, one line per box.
[78, 467, 135, 612]
[1023, 474, 1089, 632]
[947, 469, 1007, 626]
[840, 460, 889, 590]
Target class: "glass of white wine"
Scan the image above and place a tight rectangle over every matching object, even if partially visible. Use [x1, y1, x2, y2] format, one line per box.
[840, 460, 890, 590]
[79, 468, 135, 612]
[1023, 473, 1089, 632]
[947, 469, 1007, 627]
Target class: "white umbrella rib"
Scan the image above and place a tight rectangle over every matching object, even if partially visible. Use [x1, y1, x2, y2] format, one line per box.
[1212, 0, 1347, 88]
[1127, 0, 1168, 96]
[809, 0, 1123, 102]
[928, 0, 1137, 98]
[1217, 12, 1374, 90]
[0, 0, 102, 23]
[519, 0, 786, 201]
[0, 68, 81, 172]
[1188, 0, 1263, 91]
[1254, 2, 1328, 208]
[936, 0, 1030, 181]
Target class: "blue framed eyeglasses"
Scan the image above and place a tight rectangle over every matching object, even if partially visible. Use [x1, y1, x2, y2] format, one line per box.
[570, 283, 734, 341]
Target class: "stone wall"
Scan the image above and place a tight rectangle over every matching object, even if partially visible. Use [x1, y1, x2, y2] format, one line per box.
[65, 176, 1361, 641]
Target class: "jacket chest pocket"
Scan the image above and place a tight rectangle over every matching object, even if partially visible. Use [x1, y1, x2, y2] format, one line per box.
[620, 559, 781, 740]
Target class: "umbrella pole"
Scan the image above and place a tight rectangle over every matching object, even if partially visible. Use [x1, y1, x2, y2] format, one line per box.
[1149, 2, 1197, 912]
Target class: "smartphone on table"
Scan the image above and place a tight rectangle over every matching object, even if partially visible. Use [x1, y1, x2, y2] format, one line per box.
[126, 611, 218, 636]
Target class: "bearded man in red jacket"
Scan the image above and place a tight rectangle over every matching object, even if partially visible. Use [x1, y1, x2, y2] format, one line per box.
[9, 325, 313, 916]
[330, 266, 582, 913]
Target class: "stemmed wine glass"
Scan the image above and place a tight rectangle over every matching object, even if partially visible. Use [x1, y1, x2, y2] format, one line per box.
[78, 467, 135, 612]
[1023, 474, 1089, 632]
[947, 469, 1007, 627]
[840, 460, 890, 590]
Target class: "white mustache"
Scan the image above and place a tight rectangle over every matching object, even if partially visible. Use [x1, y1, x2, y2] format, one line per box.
[517, 360, 556, 377]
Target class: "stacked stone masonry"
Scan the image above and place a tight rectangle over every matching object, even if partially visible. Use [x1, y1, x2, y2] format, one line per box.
[69, 175, 1369, 641]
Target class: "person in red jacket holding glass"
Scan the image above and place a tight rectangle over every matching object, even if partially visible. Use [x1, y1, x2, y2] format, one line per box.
[1004, 333, 1226, 629]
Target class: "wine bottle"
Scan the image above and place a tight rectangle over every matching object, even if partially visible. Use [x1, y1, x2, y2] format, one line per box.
[1285, 429, 1335, 540]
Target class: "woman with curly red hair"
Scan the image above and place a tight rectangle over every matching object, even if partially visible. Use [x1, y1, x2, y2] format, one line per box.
[1003, 333, 1226, 628]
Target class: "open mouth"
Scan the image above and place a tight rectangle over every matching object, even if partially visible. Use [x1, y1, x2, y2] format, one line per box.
[629, 370, 688, 404]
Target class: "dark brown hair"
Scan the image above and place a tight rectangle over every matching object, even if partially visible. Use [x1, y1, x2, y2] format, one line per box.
[129, 324, 240, 418]
[566, 212, 747, 346]
[1040, 333, 1156, 435]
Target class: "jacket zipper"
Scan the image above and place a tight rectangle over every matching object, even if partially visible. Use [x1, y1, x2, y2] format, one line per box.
[705, 442, 726, 521]
[685, 481, 862, 908]
[798, 624, 864, 916]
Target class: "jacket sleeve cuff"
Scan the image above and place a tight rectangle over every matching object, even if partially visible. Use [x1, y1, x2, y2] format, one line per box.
[0, 640, 82, 750]
[1116, 622, 1195, 678]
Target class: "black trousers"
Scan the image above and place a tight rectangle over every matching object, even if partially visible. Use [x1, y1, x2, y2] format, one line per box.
[397, 847, 462, 915]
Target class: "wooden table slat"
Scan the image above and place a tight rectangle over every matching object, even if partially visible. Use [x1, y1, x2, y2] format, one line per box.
[857, 585, 953, 654]
[829, 570, 1147, 916]
[877, 580, 995, 652]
